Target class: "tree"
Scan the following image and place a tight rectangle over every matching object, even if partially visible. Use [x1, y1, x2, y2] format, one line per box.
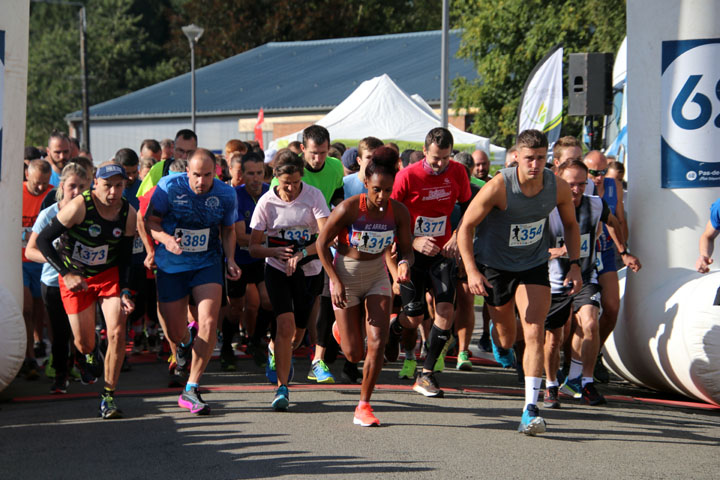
[451, 0, 626, 147]
[26, 0, 177, 146]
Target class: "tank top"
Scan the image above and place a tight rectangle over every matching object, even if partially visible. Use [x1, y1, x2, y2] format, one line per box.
[57, 190, 129, 278]
[475, 167, 556, 271]
[338, 194, 396, 255]
[597, 177, 618, 251]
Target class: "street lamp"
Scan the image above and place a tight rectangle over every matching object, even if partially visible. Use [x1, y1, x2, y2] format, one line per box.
[182, 23, 204, 132]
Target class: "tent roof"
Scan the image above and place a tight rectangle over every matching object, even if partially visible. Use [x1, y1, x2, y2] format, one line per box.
[66, 30, 479, 121]
[268, 74, 506, 158]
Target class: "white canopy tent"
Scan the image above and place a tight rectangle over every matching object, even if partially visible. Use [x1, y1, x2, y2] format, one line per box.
[267, 74, 506, 162]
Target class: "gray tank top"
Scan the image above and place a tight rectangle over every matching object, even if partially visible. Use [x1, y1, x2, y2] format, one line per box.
[474, 167, 557, 271]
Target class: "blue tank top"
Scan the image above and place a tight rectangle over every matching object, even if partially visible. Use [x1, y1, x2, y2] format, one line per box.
[598, 177, 618, 251]
[234, 183, 269, 265]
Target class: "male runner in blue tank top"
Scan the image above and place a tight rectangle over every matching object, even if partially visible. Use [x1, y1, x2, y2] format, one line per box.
[457, 129, 583, 435]
[146, 148, 241, 415]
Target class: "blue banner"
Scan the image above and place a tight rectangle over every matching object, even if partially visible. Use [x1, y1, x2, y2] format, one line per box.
[661, 38, 720, 188]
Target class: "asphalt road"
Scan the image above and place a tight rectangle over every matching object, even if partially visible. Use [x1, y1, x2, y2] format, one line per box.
[2, 329, 719, 479]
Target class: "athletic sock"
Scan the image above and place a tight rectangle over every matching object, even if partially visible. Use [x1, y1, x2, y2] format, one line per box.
[524, 377, 542, 409]
[546, 379, 559, 388]
[568, 358, 583, 380]
[358, 400, 370, 408]
[103, 387, 114, 397]
[423, 325, 451, 372]
[185, 382, 198, 392]
[581, 376, 594, 388]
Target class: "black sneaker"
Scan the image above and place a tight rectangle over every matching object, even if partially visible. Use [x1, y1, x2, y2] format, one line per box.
[50, 376, 69, 394]
[100, 393, 123, 419]
[543, 386, 560, 409]
[178, 387, 210, 415]
[22, 358, 40, 381]
[581, 382, 607, 406]
[384, 316, 401, 362]
[341, 360, 362, 384]
[74, 355, 97, 385]
[220, 349, 237, 372]
[176, 322, 198, 370]
[412, 371, 444, 398]
[247, 341, 267, 368]
[594, 353, 610, 383]
[85, 351, 104, 379]
[477, 334, 492, 353]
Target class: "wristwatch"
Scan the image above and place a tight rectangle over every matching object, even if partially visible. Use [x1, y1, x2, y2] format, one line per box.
[301, 247, 308, 258]
[569, 258, 581, 267]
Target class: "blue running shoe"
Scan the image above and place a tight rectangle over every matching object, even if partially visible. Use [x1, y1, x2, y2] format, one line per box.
[266, 351, 277, 384]
[266, 351, 294, 384]
[308, 359, 335, 383]
[560, 375, 582, 399]
[272, 385, 289, 411]
[518, 404, 546, 435]
[489, 322, 516, 368]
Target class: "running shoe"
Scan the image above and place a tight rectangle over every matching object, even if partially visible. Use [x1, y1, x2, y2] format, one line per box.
[22, 358, 40, 381]
[560, 375, 582, 399]
[456, 350, 473, 371]
[220, 349, 237, 372]
[398, 358, 417, 379]
[74, 355, 97, 385]
[69, 366, 81, 382]
[100, 393, 123, 419]
[147, 333, 161, 353]
[85, 351, 104, 379]
[384, 315, 401, 362]
[44, 355, 56, 378]
[353, 404, 380, 427]
[265, 351, 294, 384]
[178, 387, 211, 415]
[543, 386, 560, 409]
[581, 382, 607, 406]
[489, 323, 516, 369]
[477, 333, 492, 353]
[132, 331, 148, 354]
[341, 360, 362, 384]
[594, 353, 610, 384]
[168, 355, 187, 388]
[247, 341, 267, 368]
[176, 321, 198, 370]
[332, 321, 342, 346]
[50, 376, 69, 394]
[272, 385, 289, 411]
[433, 354, 445, 372]
[413, 372, 444, 397]
[308, 360, 335, 383]
[517, 404, 546, 435]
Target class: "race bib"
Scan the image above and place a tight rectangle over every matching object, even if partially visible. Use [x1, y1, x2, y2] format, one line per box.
[132, 235, 144, 254]
[555, 233, 590, 258]
[174, 228, 210, 253]
[352, 230, 394, 254]
[509, 219, 545, 247]
[72, 243, 109, 266]
[414, 215, 447, 237]
[280, 226, 311, 242]
[595, 250, 604, 271]
[22, 227, 33, 248]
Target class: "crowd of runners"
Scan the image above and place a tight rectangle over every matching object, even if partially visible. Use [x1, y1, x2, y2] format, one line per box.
[19, 123, 658, 435]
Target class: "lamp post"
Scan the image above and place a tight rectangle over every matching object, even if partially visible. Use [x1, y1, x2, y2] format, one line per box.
[182, 23, 204, 132]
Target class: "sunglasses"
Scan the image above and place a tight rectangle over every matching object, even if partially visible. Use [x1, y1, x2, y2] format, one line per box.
[588, 168, 608, 176]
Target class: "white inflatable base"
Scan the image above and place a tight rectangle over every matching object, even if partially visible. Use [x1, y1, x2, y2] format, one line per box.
[0, 285, 26, 392]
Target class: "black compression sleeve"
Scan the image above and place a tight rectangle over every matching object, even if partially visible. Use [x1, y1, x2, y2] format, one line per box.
[600, 199, 611, 223]
[118, 236, 134, 290]
[36, 216, 70, 276]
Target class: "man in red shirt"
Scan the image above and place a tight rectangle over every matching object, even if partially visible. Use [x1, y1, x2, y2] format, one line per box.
[390, 128, 472, 397]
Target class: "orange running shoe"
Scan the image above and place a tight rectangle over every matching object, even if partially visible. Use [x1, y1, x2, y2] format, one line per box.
[353, 404, 380, 427]
[332, 321, 342, 346]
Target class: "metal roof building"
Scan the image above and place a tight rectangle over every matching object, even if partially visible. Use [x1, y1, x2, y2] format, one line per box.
[66, 30, 479, 162]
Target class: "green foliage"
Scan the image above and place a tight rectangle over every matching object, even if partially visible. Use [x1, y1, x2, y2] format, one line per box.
[26, 0, 177, 146]
[452, 0, 626, 147]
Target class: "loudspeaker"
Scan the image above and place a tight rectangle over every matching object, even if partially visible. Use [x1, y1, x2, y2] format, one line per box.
[568, 53, 614, 116]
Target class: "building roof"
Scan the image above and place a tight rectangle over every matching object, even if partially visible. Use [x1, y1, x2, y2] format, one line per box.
[67, 30, 478, 121]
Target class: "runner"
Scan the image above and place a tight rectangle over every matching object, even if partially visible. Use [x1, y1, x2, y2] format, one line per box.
[26, 162, 92, 392]
[249, 148, 330, 410]
[45, 130, 71, 187]
[137, 129, 198, 197]
[21, 159, 53, 378]
[696, 196, 720, 303]
[544, 160, 641, 408]
[389, 127, 472, 397]
[457, 129, 583, 435]
[317, 146, 414, 426]
[145, 148, 241, 415]
[584, 150, 629, 383]
[35, 161, 136, 418]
